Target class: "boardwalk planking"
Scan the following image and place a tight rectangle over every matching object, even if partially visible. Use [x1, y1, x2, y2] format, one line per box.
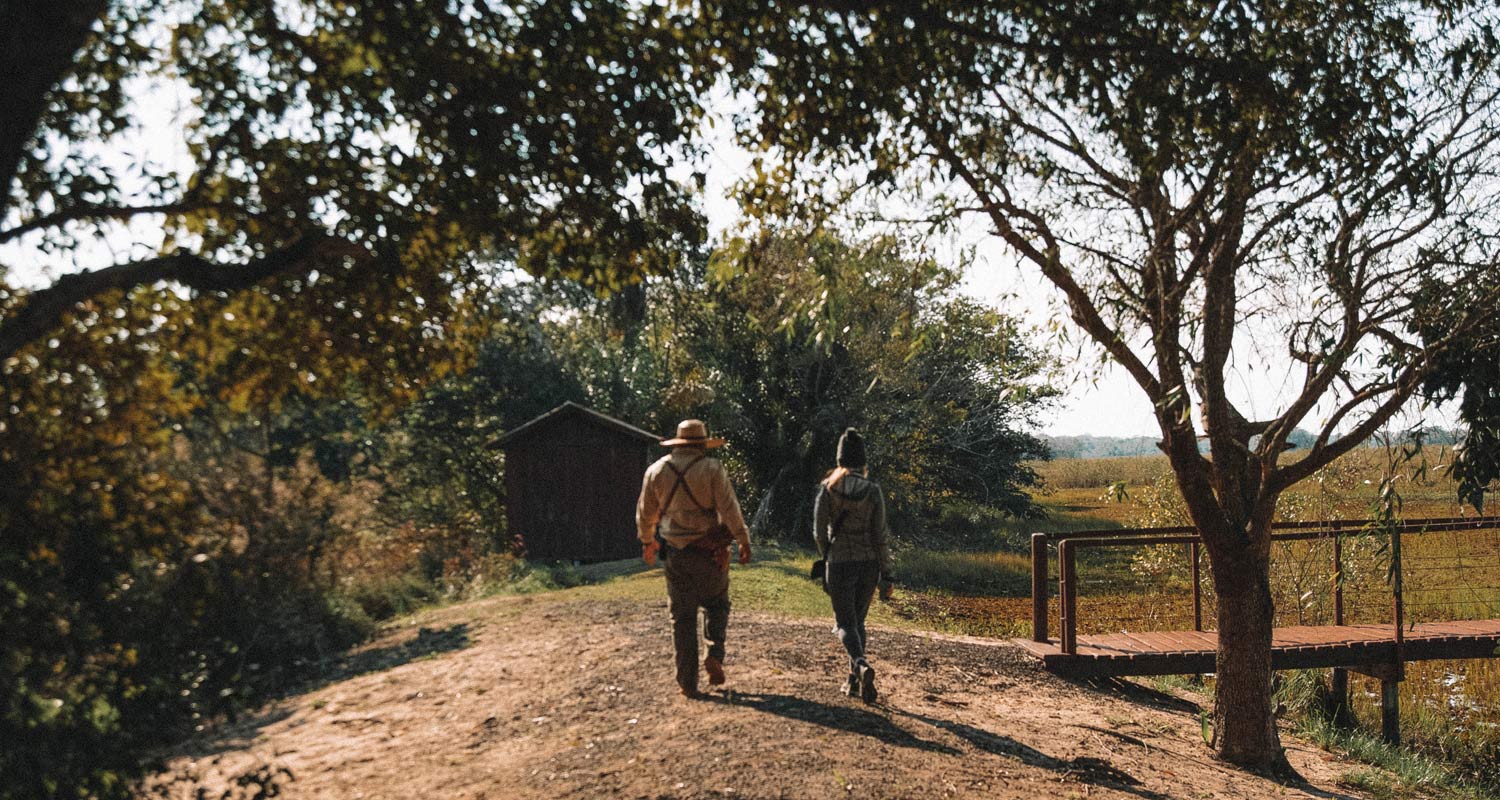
[1012, 619, 1500, 677]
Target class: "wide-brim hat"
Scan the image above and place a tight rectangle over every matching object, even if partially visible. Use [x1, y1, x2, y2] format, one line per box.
[661, 418, 725, 448]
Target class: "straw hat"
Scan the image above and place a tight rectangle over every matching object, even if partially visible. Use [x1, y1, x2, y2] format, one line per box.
[660, 419, 725, 448]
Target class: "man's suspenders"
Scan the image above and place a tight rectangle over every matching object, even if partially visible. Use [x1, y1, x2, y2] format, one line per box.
[662, 455, 709, 513]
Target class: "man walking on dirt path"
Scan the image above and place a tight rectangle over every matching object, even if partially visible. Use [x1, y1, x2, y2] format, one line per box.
[637, 419, 753, 698]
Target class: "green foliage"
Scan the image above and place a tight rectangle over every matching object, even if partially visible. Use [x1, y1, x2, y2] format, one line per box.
[5, 1, 712, 314]
[1, 4, 728, 793]
[1301, 715, 1499, 800]
[367, 233, 1058, 553]
[1418, 272, 1500, 512]
[692, 233, 1057, 540]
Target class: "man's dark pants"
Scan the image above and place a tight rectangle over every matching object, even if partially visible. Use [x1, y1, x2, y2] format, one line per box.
[664, 545, 730, 692]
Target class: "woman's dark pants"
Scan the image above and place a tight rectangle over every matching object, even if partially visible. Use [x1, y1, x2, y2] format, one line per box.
[664, 546, 730, 692]
[825, 559, 881, 671]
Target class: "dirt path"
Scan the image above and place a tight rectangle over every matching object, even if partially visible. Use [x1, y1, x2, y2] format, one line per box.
[144, 593, 1373, 799]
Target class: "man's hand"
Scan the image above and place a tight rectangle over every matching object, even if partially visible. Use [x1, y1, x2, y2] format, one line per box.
[643, 540, 659, 566]
[738, 541, 752, 565]
[878, 580, 894, 601]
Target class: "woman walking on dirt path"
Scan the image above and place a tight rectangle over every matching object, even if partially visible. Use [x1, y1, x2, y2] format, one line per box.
[813, 427, 893, 703]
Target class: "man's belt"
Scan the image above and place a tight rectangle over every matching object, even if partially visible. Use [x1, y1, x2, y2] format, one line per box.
[668, 523, 735, 552]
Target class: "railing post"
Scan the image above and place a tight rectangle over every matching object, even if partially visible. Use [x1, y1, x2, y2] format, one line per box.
[1031, 533, 1049, 643]
[1059, 540, 1078, 654]
[1328, 529, 1350, 724]
[1333, 532, 1344, 626]
[1391, 525, 1404, 660]
[1190, 540, 1202, 632]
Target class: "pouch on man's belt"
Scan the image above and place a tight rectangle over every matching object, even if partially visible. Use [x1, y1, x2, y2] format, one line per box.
[687, 522, 735, 551]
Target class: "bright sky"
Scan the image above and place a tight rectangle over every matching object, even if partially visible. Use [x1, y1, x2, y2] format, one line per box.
[3, 76, 1458, 440]
[696, 126, 1224, 435]
[691, 102, 1460, 440]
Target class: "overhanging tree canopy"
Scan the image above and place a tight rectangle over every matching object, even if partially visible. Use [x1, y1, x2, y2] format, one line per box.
[1, 3, 716, 795]
[714, 0, 1500, 768]
[2, 0, 710, 364]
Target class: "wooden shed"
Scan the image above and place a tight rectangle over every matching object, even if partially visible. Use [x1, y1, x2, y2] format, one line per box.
[492, 402, 660, 562]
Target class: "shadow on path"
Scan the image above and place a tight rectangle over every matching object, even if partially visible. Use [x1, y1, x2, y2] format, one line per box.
[705, 691, 961, 756]
[161, 623, 472, 764]
[326, 623, 472, 684]
[1080, 675, 1203, 714]
[893, 709, 1169, 800]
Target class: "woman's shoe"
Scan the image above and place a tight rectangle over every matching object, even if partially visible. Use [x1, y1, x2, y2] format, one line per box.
[857, 659, 877, 704]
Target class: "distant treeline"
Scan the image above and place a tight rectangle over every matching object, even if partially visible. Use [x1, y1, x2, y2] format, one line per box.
[1045, 428, 1463, 460]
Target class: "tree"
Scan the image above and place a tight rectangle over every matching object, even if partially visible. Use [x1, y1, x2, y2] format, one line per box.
[2, 4, 715, 795]
[1420, 271, 1500, 510]
[716, 1, 1500, 768]
[388, 234, 1056, 546]
[692, 233, 1055, 541]
[2, 0, 709, 362]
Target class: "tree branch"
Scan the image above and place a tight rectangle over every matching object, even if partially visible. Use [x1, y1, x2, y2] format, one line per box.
[0, 233, 364, 361]
[0, 201, 219, 246]
[912, 113, 1163, 403]
[0, 0, 110, 204]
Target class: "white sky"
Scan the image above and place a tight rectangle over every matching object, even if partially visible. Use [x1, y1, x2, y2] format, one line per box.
[692, 129, 1336, 439]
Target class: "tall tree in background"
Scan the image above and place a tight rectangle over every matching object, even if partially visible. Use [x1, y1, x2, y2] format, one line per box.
[716, 1, 1500, 767]
[393, 234, 1056, 548]
[694, 233, 1054, 541]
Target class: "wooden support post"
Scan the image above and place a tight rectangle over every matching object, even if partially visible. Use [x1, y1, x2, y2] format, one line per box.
[1060, 540, 1078, 655]
[1330, 531, 1350, 727]
[1031, 533, 1049, 643]
[1381, 679, 1401, 746]
[1328, 668, 1351, 727]
[1190, 540, 1202, 632]
[1356, 662, 1405, 745]
[1391, 525, 1405, 660]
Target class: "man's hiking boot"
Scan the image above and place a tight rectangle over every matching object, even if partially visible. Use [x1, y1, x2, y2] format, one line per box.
[857, 659, 877, 704]
[704, 656, 726, 686]
[680, 685, 702, 699]
[844, 673, 859, 698]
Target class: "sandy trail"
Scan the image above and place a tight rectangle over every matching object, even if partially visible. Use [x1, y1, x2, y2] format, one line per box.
[143, 593, 1371, 799]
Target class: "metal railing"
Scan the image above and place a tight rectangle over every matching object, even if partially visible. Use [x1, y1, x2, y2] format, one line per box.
[1030, 516, 1500, 656]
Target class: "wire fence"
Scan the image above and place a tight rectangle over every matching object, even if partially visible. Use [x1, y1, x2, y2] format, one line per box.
[1036, 517, 1500, 638]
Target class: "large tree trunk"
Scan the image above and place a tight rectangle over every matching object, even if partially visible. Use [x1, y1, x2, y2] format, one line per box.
[1207, 535, 1286, 769]
[1164, 424, 1289, 771]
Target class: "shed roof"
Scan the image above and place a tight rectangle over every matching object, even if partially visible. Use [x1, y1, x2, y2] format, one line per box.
[489, 401, 661, 449]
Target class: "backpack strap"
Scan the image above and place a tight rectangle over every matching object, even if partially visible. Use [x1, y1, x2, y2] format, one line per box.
[825, 482, 852, 540]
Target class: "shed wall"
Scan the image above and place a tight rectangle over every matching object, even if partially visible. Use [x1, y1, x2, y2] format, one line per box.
[504, 418, 650, 562]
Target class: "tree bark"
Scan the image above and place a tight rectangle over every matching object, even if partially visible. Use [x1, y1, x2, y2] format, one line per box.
[1206, 521, 1288, 770]
[0, 0, 110, 199]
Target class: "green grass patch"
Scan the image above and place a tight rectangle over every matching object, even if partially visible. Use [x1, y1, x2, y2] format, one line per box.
[1302, 715, 1500, 800]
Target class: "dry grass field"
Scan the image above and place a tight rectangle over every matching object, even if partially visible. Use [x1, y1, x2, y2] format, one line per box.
[898, 444, 1500, 789]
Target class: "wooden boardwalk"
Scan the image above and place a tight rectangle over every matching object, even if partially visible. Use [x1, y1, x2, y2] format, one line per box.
[1012, 619, 1500, 678]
